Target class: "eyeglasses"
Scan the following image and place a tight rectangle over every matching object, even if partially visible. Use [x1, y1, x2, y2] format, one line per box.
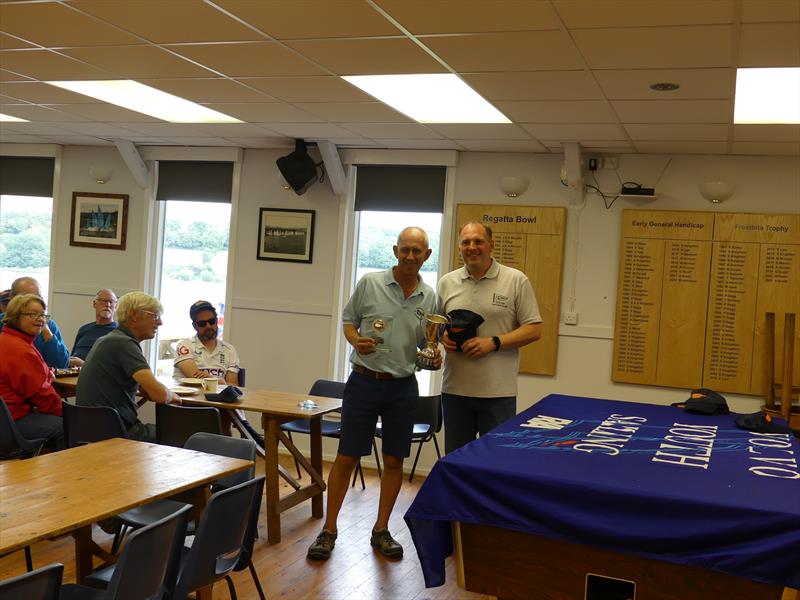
[142, 310, 162, 321]
[21, 312, 50, 321]
[95, 298, 117, 305]
[194, 317, 217, 327]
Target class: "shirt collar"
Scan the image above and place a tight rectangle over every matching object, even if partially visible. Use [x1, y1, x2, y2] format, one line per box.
[460, 258, 499, 281]
[385, 267, 424, 297]
[116, 324, 137, 340]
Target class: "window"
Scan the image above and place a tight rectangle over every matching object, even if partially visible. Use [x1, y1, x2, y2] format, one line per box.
[153, 200, 232, 375]
[351, 210, 443, 393]
[0, 194, 53, 299]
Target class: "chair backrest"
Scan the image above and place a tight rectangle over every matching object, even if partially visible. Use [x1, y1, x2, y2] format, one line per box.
[0, 562, 62, 600]
[103, 504, 191, 600]
[155, 404, 222, 448]
[0, 398, 45, 455]
[62, 401, 127, 448]
[173, 476, 265, 600]
[414, 395, 443, 435]
[184, 432, 256, 489]
[308, 379, 346, 399]
[237, 367, 246, 386]
[234, 472, 266, 573]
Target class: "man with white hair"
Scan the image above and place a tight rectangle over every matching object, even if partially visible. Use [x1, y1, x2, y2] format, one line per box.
[77, 291, 178, 442]
[0, 276, 76, 368]
[71, 288, 118, 360]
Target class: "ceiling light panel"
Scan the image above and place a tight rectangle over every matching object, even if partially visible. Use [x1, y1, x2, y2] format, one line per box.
[734, 68, 800, 124]
[343, 74, 510, 123]
[46, 80, 242, 123]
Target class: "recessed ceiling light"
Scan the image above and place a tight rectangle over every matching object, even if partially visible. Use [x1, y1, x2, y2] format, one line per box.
[342, 74, 510, 123]
[734, 67, 800, 124]
[45, 80, 242, 123]
[650, 82, 680, 91]
[0, 113, 28, 122]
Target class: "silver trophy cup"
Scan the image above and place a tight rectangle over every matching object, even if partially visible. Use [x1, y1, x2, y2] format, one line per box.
[416, 313, 449, 370]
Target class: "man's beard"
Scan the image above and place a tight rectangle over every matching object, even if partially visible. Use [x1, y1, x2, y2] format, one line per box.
[198, 329, 217, 342]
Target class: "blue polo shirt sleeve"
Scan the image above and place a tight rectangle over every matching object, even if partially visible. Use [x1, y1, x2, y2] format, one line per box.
[35, 317, 70, 368]
[342, 276, 366, 327]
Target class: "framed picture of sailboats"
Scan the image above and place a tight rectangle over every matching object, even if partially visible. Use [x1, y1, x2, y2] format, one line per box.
[70, 192, 129, 250]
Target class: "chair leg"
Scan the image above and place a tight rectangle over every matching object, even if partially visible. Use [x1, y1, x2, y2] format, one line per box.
[111, 524, 126, 555]
[433, 432, 442, 458]
[287, 432, 301, 478]
[24, 546, 32, 572]
[350, 461, 366, 490]
[408, 440, 424, 483]
[248, 561, 267, 600]
[372, 439, 382, 478]
[224, 574, 238, 600]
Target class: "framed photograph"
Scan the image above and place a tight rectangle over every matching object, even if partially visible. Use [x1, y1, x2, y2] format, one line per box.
[257, 208, 315, 263]
[69, 192, 129, 250]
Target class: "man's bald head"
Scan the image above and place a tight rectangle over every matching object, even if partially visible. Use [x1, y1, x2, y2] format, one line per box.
[10, 277, 41, 298]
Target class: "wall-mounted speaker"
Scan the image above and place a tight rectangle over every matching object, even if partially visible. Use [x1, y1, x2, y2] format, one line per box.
[276, 139, 321, 195]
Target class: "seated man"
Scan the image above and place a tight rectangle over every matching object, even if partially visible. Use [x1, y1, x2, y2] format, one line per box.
[77, 291, 178, 441]
[173, 300, 263, 446]
[0, 277, 78, 368]
[0, 289, 9, 312]
[72, 289, 118, 360]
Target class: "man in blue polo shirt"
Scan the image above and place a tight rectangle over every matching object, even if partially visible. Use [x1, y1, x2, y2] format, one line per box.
[71, 288, 118, 360]
[308, 226, 438, 561]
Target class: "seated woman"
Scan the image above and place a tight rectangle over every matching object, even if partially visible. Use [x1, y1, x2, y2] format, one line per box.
[0, 293, 64, 448]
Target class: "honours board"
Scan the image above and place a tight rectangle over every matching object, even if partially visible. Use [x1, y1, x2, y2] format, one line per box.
[613, 209, 800, 395]
[453, 204, 567, 376]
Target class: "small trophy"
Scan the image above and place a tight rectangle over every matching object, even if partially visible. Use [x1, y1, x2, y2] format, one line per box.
[368, 318, 392, 352]
[416, 313, 449, 370]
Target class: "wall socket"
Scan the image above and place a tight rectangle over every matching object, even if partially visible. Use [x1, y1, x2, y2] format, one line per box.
[564, 312, 579, 325]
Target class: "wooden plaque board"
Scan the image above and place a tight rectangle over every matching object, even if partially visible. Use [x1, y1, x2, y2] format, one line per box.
[452, 204, 567, 376]
[613, 209, 800, 395]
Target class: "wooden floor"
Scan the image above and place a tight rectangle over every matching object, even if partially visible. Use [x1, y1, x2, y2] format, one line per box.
[0, 454, 493, 600]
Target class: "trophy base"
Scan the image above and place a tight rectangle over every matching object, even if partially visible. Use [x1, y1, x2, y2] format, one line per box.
[415, 359, 440, 371]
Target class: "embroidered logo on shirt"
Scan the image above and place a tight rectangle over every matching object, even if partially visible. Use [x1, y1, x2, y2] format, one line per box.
[492, 293, 509, 307]
[415, 307, 425, 319]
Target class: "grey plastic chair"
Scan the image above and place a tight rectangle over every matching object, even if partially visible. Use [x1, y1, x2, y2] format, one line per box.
[280, 379, 369, 488]
[373, 394, 442, 482]
[112, 433, 256, 553]
[62, 402, 127, 448]
[0, 399, 47, 571]
[0, 562, 62, 600]
[0, 398, 47, 459]
[63, 505, 191, 600]
[172, 476, 266, 600]
[155, 403, 222, 448]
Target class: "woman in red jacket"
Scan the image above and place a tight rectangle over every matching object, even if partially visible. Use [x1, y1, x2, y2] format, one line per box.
[0, 293, 63, 448]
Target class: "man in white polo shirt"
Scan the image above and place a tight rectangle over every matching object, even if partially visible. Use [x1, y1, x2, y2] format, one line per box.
[438, 221, 542, 453]
[173, 300, 263, 447]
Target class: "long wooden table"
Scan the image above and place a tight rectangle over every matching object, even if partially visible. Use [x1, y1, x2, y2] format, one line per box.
[51, 375, 343, 543]
[0, 438, 252, 598]
[180, 386, 342, 543]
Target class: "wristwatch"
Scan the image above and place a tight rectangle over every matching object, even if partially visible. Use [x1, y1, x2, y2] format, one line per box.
[492, 336, 501, 352]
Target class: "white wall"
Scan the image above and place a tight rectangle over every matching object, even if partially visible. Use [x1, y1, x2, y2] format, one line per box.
[8, 143, 799, 475]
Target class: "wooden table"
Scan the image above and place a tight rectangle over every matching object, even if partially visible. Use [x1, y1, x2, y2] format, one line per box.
[0, 438, 252, 599]
[180, 386, 342, 543]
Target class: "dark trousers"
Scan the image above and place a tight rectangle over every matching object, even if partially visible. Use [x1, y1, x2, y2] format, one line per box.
[441, 393, 516, 454]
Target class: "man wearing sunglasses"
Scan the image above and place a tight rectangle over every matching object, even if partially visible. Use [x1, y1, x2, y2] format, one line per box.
[173, 300, 263, 446]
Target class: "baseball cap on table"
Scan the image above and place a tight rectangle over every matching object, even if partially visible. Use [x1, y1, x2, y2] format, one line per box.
[189, 300, 216, 322]
[734, 411, 793, 434]
[446, 309, 484, 351]
[671, 388, 729, 416]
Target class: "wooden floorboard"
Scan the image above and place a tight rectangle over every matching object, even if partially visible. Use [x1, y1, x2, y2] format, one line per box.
[0, 455, 492, 600]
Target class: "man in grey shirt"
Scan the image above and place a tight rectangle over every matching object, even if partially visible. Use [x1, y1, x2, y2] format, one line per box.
[77, 291, 178, 441]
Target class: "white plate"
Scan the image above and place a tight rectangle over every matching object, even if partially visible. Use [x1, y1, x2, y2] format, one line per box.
[170, 386, 200, 395]
[178, 378, 205, 386]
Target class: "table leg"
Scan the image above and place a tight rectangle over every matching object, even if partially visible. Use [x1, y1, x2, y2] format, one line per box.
[263, 414, 281, 543]
[310, 416, 323, 518]
[72, 525, 93, 583]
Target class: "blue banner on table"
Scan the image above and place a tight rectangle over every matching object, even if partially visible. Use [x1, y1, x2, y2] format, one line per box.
[405, 394, 800, 589]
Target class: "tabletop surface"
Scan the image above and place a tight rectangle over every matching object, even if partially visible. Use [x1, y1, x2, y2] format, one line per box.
[54, 375, 342, 418]
[0, 438, 253, 554]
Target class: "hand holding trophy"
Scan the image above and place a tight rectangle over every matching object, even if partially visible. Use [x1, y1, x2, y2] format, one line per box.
[416, 312, 449, 370]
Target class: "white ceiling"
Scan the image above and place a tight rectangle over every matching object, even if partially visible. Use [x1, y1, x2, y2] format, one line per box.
[0, 0, 798, 155]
